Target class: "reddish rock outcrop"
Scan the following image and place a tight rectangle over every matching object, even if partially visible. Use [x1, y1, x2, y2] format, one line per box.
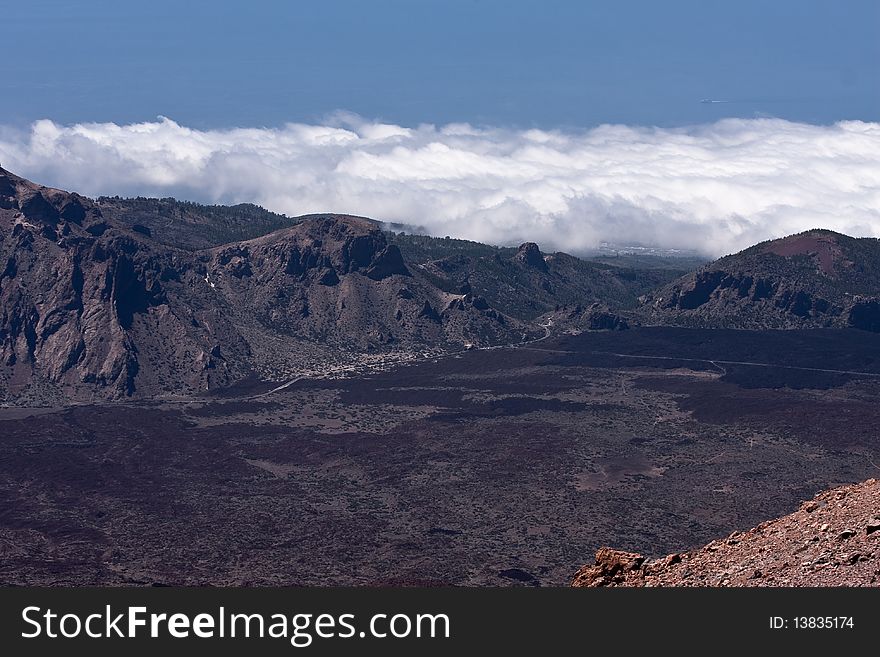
[573, 478, 880, 587]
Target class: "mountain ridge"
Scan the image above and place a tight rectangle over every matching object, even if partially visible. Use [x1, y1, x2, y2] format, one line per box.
[3, 166, 880, 405]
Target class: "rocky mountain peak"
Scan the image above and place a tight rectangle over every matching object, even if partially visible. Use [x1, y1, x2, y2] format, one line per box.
[0, 166, 32, 210]
[0, 167, 16, 198]
[0, 165, 100, 230]
[514, 242, 548, 271]
[217, 214, 410, 283]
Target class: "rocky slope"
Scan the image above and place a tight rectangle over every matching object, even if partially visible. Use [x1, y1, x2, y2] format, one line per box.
[98, 198, 688, 323]
[0, 167, 527, 404]
[0, 167, 252, 404]
[572, 478, 880, 587]
[204, 215, 522, 352]
[641, 230, 880, 331]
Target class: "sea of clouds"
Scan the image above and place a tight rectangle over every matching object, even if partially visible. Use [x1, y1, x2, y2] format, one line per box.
[1, 114, 878, 256]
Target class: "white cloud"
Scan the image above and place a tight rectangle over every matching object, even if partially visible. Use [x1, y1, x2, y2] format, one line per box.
[1, 115, 878, 256]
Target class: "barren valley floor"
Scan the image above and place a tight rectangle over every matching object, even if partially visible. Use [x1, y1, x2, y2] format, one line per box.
[2, 327, 879, 586]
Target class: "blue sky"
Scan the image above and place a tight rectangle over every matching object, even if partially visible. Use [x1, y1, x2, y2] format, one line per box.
[3, 0, 877, 128]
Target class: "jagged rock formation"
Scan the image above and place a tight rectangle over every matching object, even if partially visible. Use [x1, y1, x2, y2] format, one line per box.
[513, 242, 549, 271]
[641, 230, 880, 330]
[572, 478, 880, 587]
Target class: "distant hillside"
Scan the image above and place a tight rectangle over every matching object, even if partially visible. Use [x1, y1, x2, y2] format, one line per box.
[97, 196, 299, 249]
[641, 230, 880, 331]
[390, 233, 688, 321]
[385, 232, 511, 263]
[97, 199, 695, 323]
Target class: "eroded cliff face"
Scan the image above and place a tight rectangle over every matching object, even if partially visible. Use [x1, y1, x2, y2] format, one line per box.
[649, 269, 840, 325]
[0, 168, 250, 403]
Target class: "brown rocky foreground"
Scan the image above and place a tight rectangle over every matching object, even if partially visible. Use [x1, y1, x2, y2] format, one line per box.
[572, 478, 880, 587]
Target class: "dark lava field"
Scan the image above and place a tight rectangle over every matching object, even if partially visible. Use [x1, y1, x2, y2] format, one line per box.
[2, 327, 879, 586]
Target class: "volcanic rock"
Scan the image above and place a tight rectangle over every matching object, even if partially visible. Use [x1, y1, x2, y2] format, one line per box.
[514, 242, 548, 271]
